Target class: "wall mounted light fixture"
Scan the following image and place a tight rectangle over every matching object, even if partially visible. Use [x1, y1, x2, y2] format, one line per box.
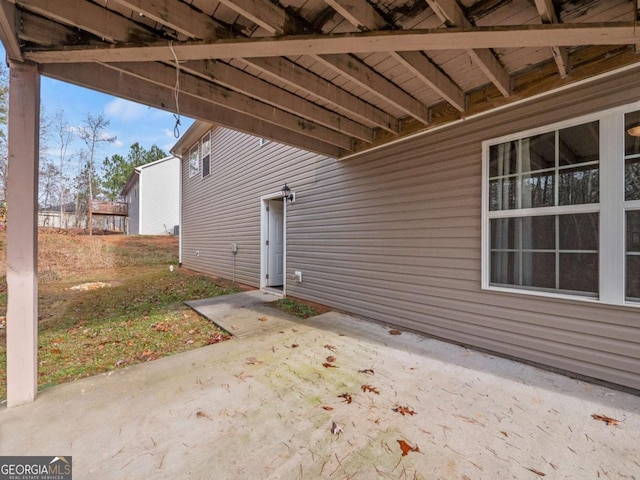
[282, 183, 295, 203]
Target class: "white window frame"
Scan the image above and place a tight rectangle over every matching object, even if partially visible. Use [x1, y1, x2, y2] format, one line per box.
[188, 144, 199, 178]
[201, 132, 211, 178]
[482, 100, 640, 307]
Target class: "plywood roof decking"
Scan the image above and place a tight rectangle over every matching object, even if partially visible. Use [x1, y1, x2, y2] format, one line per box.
[1, 0, 639, 158]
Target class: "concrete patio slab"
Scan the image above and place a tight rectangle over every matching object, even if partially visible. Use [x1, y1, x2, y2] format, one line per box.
[186, 290, 297, 337]
[1, 295, 639, 479]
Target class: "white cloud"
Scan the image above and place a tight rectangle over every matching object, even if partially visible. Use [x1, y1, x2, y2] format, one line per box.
[104, 98, 149, 122]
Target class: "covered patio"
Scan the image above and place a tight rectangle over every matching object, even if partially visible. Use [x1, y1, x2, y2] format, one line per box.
[1, 0, 640, 406]
[2, 292, 639, 478]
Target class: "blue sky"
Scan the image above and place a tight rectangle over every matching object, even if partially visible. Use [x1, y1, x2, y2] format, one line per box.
[40, 78, 194, 160]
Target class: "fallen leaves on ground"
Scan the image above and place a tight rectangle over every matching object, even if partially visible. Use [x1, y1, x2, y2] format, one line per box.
[322, 405, 334, 411]
[196, 410, 212, 420]
[361, 384, 380, 394]
[397, 440, 419, 456]
[358, 369, 375, 375]
[524, 467, 545, 476]
[324, 344, 337, 352]
[258, 316, 268, 322]
[338, 393, 353, 404]
[591, 414, 620, 426]
[290, 344, 299, 348]
[152, 323, 170, 332]
[326, 355, 336, 363]
[323, 362, 338, 368]
[394, 406, 416, 416]
[206, 333, 229, 345]
[389, 329, 402, 335]
[245, 356, 263, 365]
[331, 421, 343, 435]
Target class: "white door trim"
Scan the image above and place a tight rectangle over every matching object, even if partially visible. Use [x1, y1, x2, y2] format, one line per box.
[260, 192, 287, 295]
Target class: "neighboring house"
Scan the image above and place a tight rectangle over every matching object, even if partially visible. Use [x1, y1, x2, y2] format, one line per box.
[121, 156, 180, 235]
[173, 68, 640, 393]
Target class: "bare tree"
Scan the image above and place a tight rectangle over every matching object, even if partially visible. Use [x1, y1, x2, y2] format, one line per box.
[52, 109, 74, 227]
[77, 112, 116, 234]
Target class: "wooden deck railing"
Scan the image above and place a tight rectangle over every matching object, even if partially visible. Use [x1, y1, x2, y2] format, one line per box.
[91, 201, 128, 216]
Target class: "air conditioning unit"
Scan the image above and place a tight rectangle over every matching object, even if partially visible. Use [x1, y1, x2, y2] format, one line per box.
[173, 225, 180, 236]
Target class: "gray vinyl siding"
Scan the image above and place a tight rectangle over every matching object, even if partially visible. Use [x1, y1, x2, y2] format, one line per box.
[181, 128, 325, 286]
[181, 67, 640, 391]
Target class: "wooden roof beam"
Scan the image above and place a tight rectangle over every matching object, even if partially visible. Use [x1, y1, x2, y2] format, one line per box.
[533, 0, 570, 77]
[425, 0, 510, 96]
[181, 59, 374, 143]
[0, 0, 23, 61]
[40, 62, 343, 158]
[16, 0, 155, 44]
[219, 0, 429, 123]
[106, 61, 355, 150]
[108, 0, 222, 40]
[23, 23, 640, 63]
[109, 0, 396, 134]
[316, 54, 428, 123]
[323, 0, 465, 111]
[243, 56, 399, 133]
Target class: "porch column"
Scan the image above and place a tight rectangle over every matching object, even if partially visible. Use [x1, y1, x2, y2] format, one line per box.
[6, 61, 40, 407]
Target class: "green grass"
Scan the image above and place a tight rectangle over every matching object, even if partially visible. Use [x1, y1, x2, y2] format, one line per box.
[272, 297, 320, 319]
[0, 234, 240, 401]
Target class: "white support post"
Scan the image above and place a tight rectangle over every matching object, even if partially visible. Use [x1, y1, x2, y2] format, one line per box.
[6, 62, 40, 407]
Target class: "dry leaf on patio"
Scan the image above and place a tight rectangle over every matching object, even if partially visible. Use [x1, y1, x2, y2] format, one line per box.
[245, 356, 263, 365]
[389, 329, 402, 335]
[196, 411, 212, 420]
[258, 316, 268, 322]
[326, 355, 336, 363]
[324, 344, 337, 352]
[591, 414, 620, 426]
[290, 344, 299, 348]
[338, 393, 353, 404]
[323, 362, 338, 368]
[525, 467, 545, 476]
[393, 406, 416, 416]
[322, 405, 334, 411]
[397, 440, 419, 456]
[358, 369, 375, 375]
[331, 421, 343, 435]
[361, 384, 380, 395]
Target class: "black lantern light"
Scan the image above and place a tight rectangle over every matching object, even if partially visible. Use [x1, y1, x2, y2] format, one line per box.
[282, 183, 294, 203]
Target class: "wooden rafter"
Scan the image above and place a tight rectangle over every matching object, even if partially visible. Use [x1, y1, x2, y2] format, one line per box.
[533, 0, 570, 77]
[243, 56, 399, 133]
[425, 0, 510, 97]
[215, 0, 430, 124]
[100, 0, 386, 138]
[23, 24, 640, 64]
[39, 62, 343, 158]
[17, 0, 155, 44]
[315, 54, 429, 122]
[0, 0, 22, 61]
[107, 0, 394, 134]
[106, 61, 355, 150]
[322, 0, 465, 112]
[181, 60, 373, 142]
[109, 0, 222, 40]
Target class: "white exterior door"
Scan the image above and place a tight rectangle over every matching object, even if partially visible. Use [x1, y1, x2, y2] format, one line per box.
[267, 199, 284, 287]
